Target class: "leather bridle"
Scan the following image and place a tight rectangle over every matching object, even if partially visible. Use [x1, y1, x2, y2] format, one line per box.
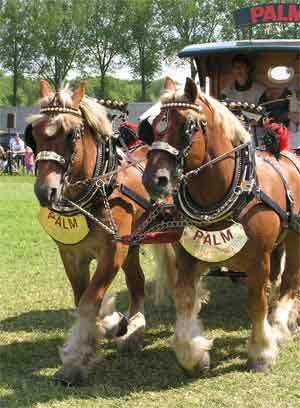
[150, 102, 208, 174]
[35, 105, 83, 170]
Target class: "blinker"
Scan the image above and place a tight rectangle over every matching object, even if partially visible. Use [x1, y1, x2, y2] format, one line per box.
[156, 111, 169, 134]
[24, 124, 36, 154]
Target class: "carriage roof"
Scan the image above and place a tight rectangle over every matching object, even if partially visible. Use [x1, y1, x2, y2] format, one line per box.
[178, 40, 300, 58]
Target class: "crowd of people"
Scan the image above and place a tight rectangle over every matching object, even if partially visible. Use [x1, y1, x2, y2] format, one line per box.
[220, 54, 300, 150]
[0, 132, 34, 175]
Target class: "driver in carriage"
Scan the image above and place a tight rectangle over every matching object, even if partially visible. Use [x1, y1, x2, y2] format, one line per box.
[220, 54, 266, 105]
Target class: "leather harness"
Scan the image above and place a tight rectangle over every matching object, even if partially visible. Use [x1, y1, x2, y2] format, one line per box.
[149, 102, 300, 234]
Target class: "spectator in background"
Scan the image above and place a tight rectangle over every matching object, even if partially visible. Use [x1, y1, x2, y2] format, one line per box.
[288, 91, 300, 149]
[24, 146, 34, 175]
[220, 54, 266, 105]
[10, 133, 25, 169]
[0, 144, 6, 173]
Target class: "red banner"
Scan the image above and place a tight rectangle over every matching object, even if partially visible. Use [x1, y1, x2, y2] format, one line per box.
[234, 3, 300, 27]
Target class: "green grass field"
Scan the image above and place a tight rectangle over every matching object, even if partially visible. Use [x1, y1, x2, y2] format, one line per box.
[1, 176, 300, 408]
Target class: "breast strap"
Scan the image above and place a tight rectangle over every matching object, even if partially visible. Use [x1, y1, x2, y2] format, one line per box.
[257, 157, 294, 225]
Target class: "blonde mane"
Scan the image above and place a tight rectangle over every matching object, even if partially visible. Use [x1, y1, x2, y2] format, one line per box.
[27, 87, 113, 139]
[161, 86, 251, 147]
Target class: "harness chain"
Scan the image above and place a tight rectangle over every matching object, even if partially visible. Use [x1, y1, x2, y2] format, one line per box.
[37, 100, 300, 244]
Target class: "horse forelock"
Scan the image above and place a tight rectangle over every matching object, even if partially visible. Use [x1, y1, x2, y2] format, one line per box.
[26, 88, 113, 139]
[160, 86, 251, 147]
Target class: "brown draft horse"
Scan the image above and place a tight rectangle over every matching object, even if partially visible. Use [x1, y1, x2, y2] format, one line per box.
[142, 77, 300, 375]
[26, 80, 167, 385]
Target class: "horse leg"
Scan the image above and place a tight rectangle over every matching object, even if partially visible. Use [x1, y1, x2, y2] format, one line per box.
[170, 243, 212, 377]
[58, 247, 90, 306]
[269, 231, 300, 342]
[116, 245, 146, 352]
[247, 252, 279, 372]
[54, 240, 129, 385]
[268, 242, 286, 313]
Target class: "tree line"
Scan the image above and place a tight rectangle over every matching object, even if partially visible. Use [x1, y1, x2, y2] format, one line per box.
[0, 0, 299, 106]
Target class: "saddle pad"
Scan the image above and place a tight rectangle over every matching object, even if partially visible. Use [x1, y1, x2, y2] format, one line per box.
[38, 207, 89, 245]
[180, 223, 248, 262]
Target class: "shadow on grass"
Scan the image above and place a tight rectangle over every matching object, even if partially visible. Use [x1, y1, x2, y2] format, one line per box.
[0, 335, 248, 407]
[0, 309, 73, 333]
[0, 279, 251, 406]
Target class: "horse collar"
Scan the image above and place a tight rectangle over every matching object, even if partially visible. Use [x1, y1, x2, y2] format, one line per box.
[175, 142, 257, 226]
[53, 136, 117, 215]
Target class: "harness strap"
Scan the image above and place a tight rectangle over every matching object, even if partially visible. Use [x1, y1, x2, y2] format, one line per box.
[120, 184, 152, 210]
[260, 157, 294, 216]
[280, 150, 300, 175]
[257, 190, 289, 223]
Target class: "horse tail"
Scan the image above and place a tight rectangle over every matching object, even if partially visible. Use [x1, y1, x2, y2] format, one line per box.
[152, 244, 177, 306]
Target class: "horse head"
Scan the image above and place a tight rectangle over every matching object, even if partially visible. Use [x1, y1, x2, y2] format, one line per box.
[26, 80, 112, 208]
[142, 77, 209, 200]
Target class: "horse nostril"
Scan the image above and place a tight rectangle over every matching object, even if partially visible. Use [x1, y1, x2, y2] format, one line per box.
[157, 176, 169, 187]
[49, 187, 57, 203]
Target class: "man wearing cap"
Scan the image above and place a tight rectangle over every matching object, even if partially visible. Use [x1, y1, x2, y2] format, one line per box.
[221, 55, 266, 105]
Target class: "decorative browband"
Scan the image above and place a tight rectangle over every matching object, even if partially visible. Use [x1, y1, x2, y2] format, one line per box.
[40, 106, 82, 117]
[161, 102, 203, 113]
[221, 100, 264, 114]
[98, 99, 128, 112]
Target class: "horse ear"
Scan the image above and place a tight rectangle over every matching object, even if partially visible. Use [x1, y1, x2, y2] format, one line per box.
[184, 77, 198, 102]
[163, 77, 176, 92]
[72, 81, 86, 108]
[40, 80, 52, 98]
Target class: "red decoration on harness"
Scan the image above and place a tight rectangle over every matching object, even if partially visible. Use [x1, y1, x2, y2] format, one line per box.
[263, 119, 291, 158]
[119, 121, 138, 132]
[118, 121, 142, 148]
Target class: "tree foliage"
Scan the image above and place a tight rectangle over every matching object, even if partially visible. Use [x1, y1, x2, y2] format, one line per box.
[0, 0, 37, 105]
[160, 0, 226, 77]
[122, 0, 163, 100]
[83, 0, 127, 97]
[0, 0, 299, 105]
[31, 0, 88, 89]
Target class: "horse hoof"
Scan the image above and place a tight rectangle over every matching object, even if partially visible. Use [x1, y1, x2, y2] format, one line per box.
[246, 359, 272, 373]
[116, 315, 129, 337]
[117, 334, 141, 353]
[179, 353, 210, 378]
[54, 364, 87, 386]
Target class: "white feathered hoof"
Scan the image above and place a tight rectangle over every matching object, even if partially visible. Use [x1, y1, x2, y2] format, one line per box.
[173, 336, 213, 377]
[54, 364, 88, 386]
[178, 351, 210, 377]
[116, 312, 146, 353]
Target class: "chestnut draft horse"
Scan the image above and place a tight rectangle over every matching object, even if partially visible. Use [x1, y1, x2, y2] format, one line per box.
[142, 77, 300, 375]
[26, 80, 170, 385]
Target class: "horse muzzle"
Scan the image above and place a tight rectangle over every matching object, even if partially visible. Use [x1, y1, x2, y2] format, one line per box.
[34, 179, 62, 208]
[142, 168, 173, 200]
